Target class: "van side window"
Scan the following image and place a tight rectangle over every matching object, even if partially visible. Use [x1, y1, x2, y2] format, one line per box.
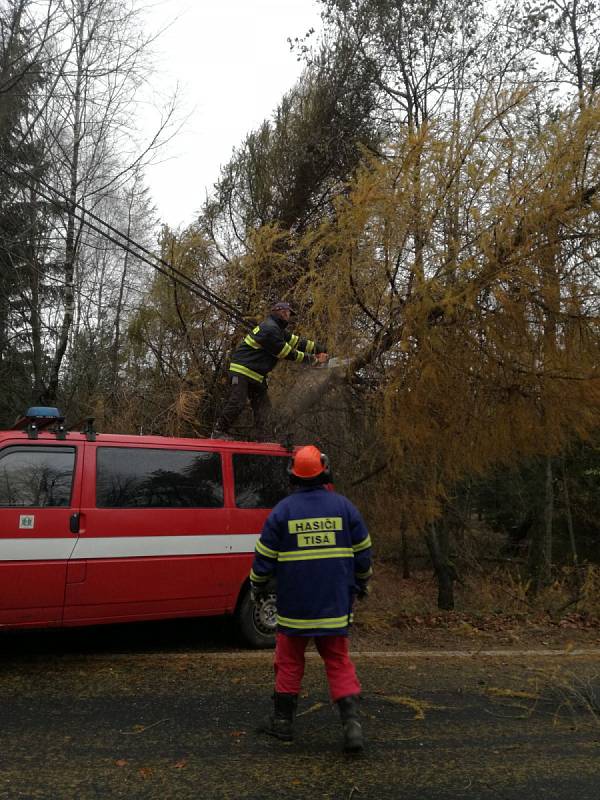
[96, 447, 224, 508]
[0, 446, 75, 507]
[233, 453, 290, 509]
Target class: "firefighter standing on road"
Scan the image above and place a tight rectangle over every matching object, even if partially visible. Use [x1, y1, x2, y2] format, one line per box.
[212, 302, 328, 439]
[250, 445, 373, 753]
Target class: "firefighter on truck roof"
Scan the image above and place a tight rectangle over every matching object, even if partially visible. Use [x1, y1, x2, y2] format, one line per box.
[212, 301, 328, 439]
[250, 445, 373, 753]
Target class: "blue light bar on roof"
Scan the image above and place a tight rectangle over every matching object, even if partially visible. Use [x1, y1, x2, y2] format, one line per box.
[11, 406, 65, 435]
[25, 407, 62, 419]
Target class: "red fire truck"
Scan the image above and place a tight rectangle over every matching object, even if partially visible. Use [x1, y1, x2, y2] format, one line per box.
[0, 408, 292, 647]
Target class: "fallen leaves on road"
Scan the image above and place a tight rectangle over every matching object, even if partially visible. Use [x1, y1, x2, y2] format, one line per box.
[382, 695, 444, 720]
[297, 702, 325, 717]
[486, 687, 540, 700]
[118, 718, 170, 735]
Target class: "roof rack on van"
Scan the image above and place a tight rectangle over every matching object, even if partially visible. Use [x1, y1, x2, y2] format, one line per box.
[281, 433, 295, 452]
[12, 407, 67, 440]
[81, 417, 96, 442]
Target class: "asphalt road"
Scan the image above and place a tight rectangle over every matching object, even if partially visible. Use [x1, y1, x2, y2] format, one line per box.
[1, 620, 599, 800]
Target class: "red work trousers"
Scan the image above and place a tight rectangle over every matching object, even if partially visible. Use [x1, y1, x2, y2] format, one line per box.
[274, 632, 361, 702]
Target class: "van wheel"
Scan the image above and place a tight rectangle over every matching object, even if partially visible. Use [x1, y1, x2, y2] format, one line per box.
[237, 588, 276, 649]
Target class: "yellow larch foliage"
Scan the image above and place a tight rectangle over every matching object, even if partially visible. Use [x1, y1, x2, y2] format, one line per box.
[243, 88, 600, 532]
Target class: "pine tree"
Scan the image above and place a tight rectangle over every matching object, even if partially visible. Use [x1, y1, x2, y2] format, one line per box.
[0, 0, 49, 424]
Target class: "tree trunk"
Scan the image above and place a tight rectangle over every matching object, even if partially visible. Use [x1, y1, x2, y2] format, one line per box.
[29, 253, 44, 402]
[401, 526, 410, 579]
[561, 456, 578, 569]
[542, 455, 554, 582]
[425, 522, 455, 611]
[528, 456, 554, 593]
[47, 5, 86, 403]
[108, 190, 134, 413]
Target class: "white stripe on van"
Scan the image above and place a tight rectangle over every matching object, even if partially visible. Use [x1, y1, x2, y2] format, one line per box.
[0, 534, 259, 562]
[0, 538, 78, 561]
[0, 533, 258, 561]
[71, 534, 258, 559]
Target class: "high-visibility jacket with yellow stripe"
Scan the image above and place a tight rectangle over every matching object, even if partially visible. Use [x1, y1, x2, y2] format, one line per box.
[250, 486, 373, 636]
[229, 314, 325, 383]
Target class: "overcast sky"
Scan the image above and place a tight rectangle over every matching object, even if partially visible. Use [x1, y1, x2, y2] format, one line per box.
[142, 0, 322, 229]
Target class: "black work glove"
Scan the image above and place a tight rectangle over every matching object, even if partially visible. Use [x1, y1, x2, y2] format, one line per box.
[251, 577, 276, 604]
[356, 582, 371, 601]
[250, 583, 267, 604]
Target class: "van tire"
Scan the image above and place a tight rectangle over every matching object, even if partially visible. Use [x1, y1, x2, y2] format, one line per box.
[237, 588, 276, 649]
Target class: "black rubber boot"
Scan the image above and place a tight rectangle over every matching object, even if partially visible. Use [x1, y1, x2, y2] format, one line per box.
[258, 692, 298, 741]
[337, 695, 364, 754]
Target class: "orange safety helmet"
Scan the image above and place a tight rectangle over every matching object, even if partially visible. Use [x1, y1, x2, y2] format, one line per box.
[289, 445, 330, 480]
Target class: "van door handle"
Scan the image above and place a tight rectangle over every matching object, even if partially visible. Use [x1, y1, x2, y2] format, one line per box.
[69, 513, 80, 534]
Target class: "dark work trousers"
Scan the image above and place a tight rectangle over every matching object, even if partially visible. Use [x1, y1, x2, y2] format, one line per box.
[217, 373, 272, 436]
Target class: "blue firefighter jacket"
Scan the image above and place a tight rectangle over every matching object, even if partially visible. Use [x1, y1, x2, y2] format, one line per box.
[229, 314, 326, 384]
[250, 485, 373, 636]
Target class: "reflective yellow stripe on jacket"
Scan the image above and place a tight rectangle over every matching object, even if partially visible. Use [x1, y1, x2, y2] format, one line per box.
[277, 613, 352, 630]
[250, 568, 270, 583]
[278, 547, 354, 562]
[243, 334, 261, 349]
[255, 540, 279, 559]
[229, 363, 264, 382]
[353, 535, 372, 553]
[277, 342, 293, 358]
[356, 567, 373, 580]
